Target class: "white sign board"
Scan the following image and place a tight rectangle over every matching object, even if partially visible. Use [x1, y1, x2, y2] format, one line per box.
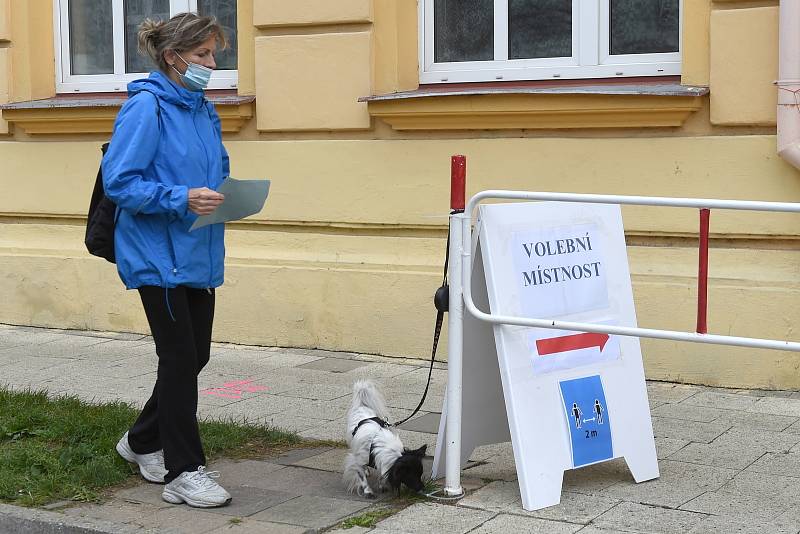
[432, 201, 659, 511]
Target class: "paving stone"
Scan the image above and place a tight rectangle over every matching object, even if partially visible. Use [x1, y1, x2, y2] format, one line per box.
[227, 394, 352, 421]
[63, 500, 166, 525]
[509, 490, 620, 525]
[236, 464, 368, 502]
[201, 486, 299, 517]
[292, 448, 348, 472]
[718, 469, 800, 501]
[462, 459, 519, 482]
[459, 480, 521, 512]
[384, 391, 445, 412]
[745, 450, 800, 478]
[299, 419, 346, 441]
[250, 495, 370, 529]
[667, 441, 770, 470]
[347, 362, 421, 380]
[747, 396, 800, 417]
[714, 411, 797, 432]
[297, 358, 369, 373]
[781, 418, 800, 435]
[269, 447, 335, 466]
[276, 383, 352, 401]
[651, 416, 731, 443]
[261, 412, 332, 433]
[651, 403, 725, 423]
[68, 500, 232, 533]
[206, 520, 311, 533]
[680, 390, 761, 411]
[198, 372, 295, 396]
[397, 412, 441, 434]
[598, 460, 737, 508]
[646, 382, 704, 404]
[593, 501, 708, 534]
[654, 437, 689, 459]
[327, 527, 371, 534]
[687, 514, 800, 534]
[116, 484, 174, 508]
[469, 513, 582, 534]
[374, 502, 494, 534]
[670, 428, 800, 469]
[679, 489, 797, 522]
[205, 459, 290, 489]
[459, 479, 618, 524]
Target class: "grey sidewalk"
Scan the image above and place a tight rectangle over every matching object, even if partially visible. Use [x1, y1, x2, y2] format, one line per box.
[3, 323, 800, 533]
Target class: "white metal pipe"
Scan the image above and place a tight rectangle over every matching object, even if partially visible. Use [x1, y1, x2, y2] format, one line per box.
[778, 0, 800, 170]
[466, 190, 800, 216]
[444, 212, 465, 497]
[461, 191, 800, 352]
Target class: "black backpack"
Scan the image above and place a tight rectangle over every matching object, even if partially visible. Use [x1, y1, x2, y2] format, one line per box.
[84, 143, 116, 263]
[84, 92, 160, 264]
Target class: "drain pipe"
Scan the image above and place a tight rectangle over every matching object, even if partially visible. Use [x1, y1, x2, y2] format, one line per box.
[778, 0, 800, 170]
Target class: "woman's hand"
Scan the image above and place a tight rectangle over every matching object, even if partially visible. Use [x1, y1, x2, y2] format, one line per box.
[188, 187, 225, 216]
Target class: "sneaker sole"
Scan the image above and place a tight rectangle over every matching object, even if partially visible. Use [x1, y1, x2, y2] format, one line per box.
[162, 488, 231, 508]
[116, 440, 165, 484]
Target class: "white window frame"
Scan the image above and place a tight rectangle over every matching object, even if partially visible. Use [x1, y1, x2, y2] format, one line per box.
[54, 0, 238, 93]
[419, 0, 682, 84]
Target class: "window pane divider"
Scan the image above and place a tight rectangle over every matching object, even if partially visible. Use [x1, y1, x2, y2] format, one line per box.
[112, 0, 125, 78]
[494, 0, 508, 64]
[579, 0, 599, 67]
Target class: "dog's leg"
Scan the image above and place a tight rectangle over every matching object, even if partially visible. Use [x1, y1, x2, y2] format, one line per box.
[343, 448, 374, 498]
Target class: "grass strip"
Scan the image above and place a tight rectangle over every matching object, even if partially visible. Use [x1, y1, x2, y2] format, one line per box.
[0, 387, 299, 507]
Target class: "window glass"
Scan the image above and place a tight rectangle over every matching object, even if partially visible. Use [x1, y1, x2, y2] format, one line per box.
[69, 0, 114, 75]
[610, 0, 679, 55]
[125, 0, 170, 73]
[434, 0, 494, 63]
[197, 0, 238, 70]
[509, 0, 571, 59]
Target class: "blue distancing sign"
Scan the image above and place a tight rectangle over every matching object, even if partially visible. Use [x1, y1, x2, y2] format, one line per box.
[559, 375, 613, 467]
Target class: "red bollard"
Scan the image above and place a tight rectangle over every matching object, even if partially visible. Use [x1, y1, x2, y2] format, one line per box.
[697, 208, 710, 334]
[451, 155, 466, 212]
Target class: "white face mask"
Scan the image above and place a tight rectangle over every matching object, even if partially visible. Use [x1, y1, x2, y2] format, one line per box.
[171, 52, 213, 91]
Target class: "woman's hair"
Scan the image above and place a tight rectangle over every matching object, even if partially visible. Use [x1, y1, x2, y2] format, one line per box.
[137, 12, 228, 73]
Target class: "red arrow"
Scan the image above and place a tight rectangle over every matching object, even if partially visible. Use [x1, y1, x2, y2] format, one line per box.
[536, 333, 609, 356]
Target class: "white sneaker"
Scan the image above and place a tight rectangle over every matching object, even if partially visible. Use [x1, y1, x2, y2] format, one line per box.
[162, 466, 232, 508]
[115, 431, 167, 484]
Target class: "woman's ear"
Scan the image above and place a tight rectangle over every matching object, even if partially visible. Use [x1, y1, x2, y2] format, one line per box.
[163, 49, 177, 67]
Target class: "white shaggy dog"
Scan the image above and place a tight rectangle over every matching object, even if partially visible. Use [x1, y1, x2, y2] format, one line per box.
[343, 380, 426, 498]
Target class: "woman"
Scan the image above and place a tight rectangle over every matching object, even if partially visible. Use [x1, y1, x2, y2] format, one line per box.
[103, 12, 231, 508]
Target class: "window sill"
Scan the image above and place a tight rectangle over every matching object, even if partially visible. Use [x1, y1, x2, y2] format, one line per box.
[360, 83, 708, 130]
[0, 93, 255, 135]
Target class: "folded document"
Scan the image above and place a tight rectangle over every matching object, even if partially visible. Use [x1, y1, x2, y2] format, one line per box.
[190, 178, 271, 231]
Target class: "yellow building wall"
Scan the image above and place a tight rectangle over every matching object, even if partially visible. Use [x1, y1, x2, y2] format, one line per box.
[2, 0, 799, 390]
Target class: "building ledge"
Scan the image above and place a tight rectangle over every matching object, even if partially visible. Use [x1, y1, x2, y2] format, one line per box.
[360, 84, 709, 130]
[0, 94, 255, 135]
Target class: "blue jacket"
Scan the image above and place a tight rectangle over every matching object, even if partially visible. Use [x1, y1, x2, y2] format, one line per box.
[102, 71, 228, 290]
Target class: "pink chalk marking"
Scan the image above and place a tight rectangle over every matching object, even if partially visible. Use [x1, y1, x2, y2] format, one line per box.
[200, 378, 267, 399]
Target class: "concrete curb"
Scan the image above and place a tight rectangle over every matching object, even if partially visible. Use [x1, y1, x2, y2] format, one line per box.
[0, 503, 152, 534]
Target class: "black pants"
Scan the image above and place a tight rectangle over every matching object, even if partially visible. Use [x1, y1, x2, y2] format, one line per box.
[127, 285, 215, 482]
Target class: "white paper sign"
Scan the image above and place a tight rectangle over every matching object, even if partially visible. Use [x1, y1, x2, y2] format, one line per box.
[511, 223, 609, 319]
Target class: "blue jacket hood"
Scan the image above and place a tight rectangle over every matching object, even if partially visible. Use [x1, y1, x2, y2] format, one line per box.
[128, 70, 206, 112]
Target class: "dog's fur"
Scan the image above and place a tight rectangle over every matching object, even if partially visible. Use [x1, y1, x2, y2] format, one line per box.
[343, 380, 427, 498]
